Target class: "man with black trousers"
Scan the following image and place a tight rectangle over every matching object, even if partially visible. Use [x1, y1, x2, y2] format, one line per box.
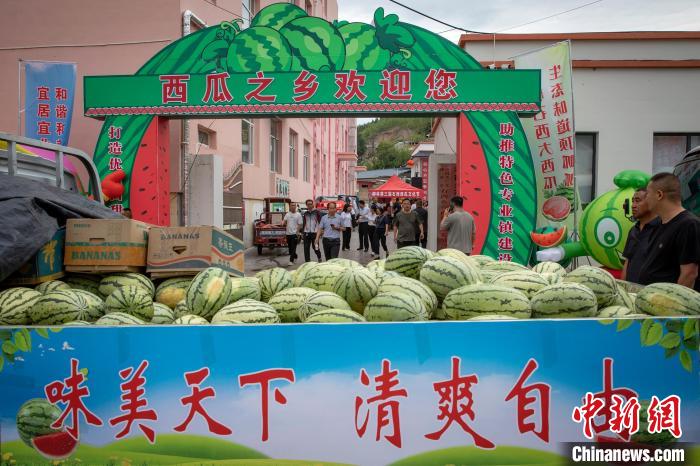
[356, 200, 370, 252]
[638, 172, 699, 291]
[301, 199, 322, 262]
[282, 202, 303, 265]
[315, 201, 344, 260]
[414, 199, 428, 248]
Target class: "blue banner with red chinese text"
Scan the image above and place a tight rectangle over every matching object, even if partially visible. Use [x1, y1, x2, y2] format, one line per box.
[0, 319, 698, 465]
[24, 61, 76, 145]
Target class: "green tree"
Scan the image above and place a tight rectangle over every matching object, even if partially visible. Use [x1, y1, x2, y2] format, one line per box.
[367, 141, 412, 170]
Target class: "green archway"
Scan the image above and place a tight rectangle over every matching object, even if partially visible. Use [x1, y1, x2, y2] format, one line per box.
[86, 4, 539, 263]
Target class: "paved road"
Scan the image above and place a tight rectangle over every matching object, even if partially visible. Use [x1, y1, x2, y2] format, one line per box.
[244, 227, 401, 275]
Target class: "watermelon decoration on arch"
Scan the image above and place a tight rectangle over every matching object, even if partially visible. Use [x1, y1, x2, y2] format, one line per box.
[90, 4, 538, 261]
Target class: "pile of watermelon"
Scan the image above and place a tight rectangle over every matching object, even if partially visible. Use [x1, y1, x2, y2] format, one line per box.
[1, 246, 698, 326]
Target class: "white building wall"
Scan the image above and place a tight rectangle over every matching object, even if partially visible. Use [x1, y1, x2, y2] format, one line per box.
[461, 38, 700, 194]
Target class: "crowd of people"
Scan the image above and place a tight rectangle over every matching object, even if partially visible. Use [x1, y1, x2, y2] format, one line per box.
[281, 195, 475, 264]
[280, 172, 698, 291]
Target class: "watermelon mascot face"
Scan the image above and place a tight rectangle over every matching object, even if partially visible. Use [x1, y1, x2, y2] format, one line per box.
[537, 170, 650, 269]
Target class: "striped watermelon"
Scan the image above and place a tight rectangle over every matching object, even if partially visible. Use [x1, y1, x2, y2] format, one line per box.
[378, 276, 438, 317]
[292, 262, 319, 287]
[364, 293, 429, 322]
[376, 270, 401, 285]
[468, 315, 519, 321]
[173, 314, 209, 325]
[35, 280, 71, 294]
[491, 271, 549, 298]
[530, 283, 598, 318]
[151, 302, 176, 324]
[104, 285, 154, 321]
[598, 305, 634, 318]
[280, 17, 346, 71]
[326, 258, 363, 269]
[482, 260, 529, 274]
[532, 261, 566, 276]
[63, 320, 92, 326]
[469, 255, 496, 266]
[332, 267, 379, 313]
[366, 259, 385, 274]
[299, 291, 351, 321]
[305, 308, 367, 323]
[268, 287, 316, 322]
[31, 290, 104, 324]
[436, 248, 478, 268]
[63, 274, 102, 295]
[299, 263, 344, 292]
[0, 287, 41, 325]
[95, 312, 146, 325]
[563, 266, 618, 307]
[540, 272, 563, 285]
[229, 277, 262, 303]
[186, 267, 233, 319]
[385, 246, 433, 279]
[16, 399, 61, 447]
[212, 299, 280, 324]
[99, 273, 154, 298]
[155, 277, 191, 309]
[613, 288, 636, 312]
[173, 299, 190, 318]
[419, 255, 482, 300]
[256, 267, 293, 301]
[635, 283, 700, 316]
[442, 284, 531, 320]
[337, 22, 390, 70]
[227, 26, 293, 72]
[250, 2, 307, 30]
[479, 270, 502, 284]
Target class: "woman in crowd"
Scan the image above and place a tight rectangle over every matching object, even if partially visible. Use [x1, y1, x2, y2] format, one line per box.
[367, 206, 378, 257]
[340, 204, 353, 251]
[373, 205, 391, 258]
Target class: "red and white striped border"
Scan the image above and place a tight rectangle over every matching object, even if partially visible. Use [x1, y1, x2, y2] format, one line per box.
[85, 102, 540, 116]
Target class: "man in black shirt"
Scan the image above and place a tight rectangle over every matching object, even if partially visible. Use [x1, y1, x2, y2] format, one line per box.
[621, 188, 660, 284]
[414, 199, 428, 248]
[638, 173, 699, 291]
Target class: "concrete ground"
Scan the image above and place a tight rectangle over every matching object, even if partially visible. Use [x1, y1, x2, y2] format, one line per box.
[244, 227, 401, 275]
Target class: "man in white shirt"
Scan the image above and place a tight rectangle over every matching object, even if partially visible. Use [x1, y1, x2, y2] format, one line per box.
[356, 200, 371, 252]
[283, 203, 303, 265]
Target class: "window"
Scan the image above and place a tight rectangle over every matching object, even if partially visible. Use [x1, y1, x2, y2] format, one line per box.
[242, 119, 253, 164]
[270, 119, 281, 173]
[289, 130, 298, 178]
[197, 126, 215, 149]
[303, 140, 310, 182]
[653, 133, 700, 174]
[575, 133, 596, 206]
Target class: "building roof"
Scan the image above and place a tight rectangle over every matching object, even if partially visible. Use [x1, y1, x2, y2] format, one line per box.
[356, 167, 410, 180]
[411, 142, 434, 158]
[459, 31, 700, 47]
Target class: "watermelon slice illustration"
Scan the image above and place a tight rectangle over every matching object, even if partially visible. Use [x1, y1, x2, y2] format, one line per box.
[542, 195, 572, 221]
[31, 431, 78, 460]
[530, 225, 567, 247]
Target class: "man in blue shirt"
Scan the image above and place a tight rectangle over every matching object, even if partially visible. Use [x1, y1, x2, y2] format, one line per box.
[315, 201, 344, 261]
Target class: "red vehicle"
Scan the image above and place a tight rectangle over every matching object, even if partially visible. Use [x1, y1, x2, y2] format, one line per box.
[315, 195, 345, 214]
[254, 197, 292, 255]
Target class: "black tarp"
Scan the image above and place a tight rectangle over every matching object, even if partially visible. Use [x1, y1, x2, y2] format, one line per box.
[0, 173, 121, 281]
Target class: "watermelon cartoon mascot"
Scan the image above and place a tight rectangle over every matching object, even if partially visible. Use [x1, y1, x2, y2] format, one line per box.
[536, 170, 650, 270]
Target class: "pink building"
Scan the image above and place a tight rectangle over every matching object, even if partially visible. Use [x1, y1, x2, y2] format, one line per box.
[0, 0, 358, 246]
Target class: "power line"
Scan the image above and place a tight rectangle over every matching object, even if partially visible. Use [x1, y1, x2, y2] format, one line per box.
[496, 0, 605, 32]
[388, 0, 489, 34]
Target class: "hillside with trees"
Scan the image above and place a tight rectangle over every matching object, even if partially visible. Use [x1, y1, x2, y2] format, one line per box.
[357, 117, 432, 170]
